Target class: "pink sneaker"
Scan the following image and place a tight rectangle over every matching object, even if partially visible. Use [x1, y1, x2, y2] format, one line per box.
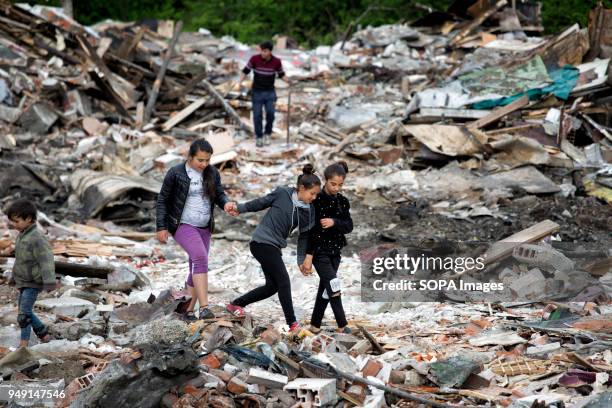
[226, 303, 245, 317]
[289, 321, 301, 333]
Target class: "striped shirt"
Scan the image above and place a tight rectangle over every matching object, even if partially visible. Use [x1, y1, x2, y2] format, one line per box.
[242, 54, 285, 91]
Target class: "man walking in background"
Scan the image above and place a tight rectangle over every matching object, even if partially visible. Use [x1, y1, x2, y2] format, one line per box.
[239, 41, 289, 147]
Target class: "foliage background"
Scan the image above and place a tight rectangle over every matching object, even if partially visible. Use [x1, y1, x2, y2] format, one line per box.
[15, 1, 612, 47]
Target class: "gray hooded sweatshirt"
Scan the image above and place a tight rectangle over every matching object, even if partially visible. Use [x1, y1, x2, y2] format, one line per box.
[237, 186, 315, 263]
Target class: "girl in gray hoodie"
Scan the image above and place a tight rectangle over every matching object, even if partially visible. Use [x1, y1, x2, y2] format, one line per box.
[226, 164, 320, 332]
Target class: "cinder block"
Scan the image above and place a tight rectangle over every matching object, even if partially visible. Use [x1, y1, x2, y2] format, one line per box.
[284, 378, 336, 407]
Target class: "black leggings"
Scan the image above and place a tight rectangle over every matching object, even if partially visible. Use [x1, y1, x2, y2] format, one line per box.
[310, 254, 348, 329]
[232, 241, 296, 325]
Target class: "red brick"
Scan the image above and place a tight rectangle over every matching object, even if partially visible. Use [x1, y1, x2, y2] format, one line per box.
[200, 353, 221, 369]
[362, 359, 383, 377]
[227, 377, 248, 394]
[181, 384, 199, 396]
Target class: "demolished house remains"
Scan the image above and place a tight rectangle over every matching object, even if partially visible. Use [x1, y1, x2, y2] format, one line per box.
[0, 0, 610, 407]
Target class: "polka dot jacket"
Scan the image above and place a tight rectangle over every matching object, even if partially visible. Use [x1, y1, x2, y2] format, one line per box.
[306, 189, 353, 257]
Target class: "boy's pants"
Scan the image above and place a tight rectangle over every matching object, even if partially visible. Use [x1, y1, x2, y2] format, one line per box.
[18, 288, 47, 342]
[252, 90, 276, 139]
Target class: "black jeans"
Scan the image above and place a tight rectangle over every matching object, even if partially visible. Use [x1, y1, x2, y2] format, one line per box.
[232, 241, 296, 325]
[310, 254, 348, 329]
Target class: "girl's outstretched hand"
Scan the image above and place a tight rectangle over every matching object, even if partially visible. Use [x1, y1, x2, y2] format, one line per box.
[157, 230, 169, 243]
[224, 201, 239, 216]
[300, 255, 313, 276]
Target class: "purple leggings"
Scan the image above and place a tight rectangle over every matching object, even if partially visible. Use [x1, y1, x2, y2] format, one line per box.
[173, 224, 211, 288]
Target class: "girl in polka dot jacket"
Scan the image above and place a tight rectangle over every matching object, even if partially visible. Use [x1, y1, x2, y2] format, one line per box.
[301, 161, 353, 334]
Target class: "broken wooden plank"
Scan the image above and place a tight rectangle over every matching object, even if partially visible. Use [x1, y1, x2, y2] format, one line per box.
[418, 107, 492, 120]
[468, 95, 529, 130]
[202, 79, 251, 133]
[329, 133, 358, 157]
[357, 324, 385, 355]
[451, 0, 508, 46]
[162, 70, 208, 101]
[144, 20, 183, 125]
[483, 220, 560, 265]
[117, 26, 146, 60]
[161, 97, 207, 131]
[55, 261, 113, 279]
[76, 35, 136, 118]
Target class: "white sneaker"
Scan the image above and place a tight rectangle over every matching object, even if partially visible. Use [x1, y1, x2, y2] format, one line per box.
[256, 138, 264, 148]
[263, 134, 272, 146]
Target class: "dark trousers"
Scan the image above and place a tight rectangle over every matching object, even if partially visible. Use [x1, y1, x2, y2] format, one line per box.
[252, 89, 276, 139]
[18, 288, 47, 341]
[310, 254, 348, 329]
[232, 241, 296, 325]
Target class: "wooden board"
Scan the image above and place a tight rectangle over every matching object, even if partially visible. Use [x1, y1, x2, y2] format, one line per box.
[468, 95, 529, 130]
[483, 220, 560, 265]
[161, 97, 207, 131]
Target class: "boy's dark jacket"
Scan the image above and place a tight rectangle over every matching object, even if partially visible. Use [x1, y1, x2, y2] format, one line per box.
[9, 224, 56, 290]
[156, 162, 230, 234]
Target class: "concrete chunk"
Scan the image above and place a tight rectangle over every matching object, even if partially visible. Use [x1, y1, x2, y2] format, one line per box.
[246, 367, 288, 388]
[19, 102, 58, 134]
[36, 297, 94, 317]
[284, 378, 336, 407]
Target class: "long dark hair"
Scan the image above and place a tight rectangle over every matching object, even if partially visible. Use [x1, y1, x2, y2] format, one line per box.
[189, 139, 216, 201]
[297, 163, 321, 190]
[324, 161, 349, 180]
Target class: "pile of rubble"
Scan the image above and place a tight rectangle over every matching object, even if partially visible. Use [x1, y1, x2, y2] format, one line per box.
[0, 0, 610, 407]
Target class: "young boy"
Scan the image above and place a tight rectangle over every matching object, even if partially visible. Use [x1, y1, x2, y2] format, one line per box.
[6, 199, 56, 347]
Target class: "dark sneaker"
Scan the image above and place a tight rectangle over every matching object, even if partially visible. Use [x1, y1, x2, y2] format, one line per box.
[199, 307, 215, 320]
[340, 326, 352, 334]
[256, 138, 264, 148]
[183, 311, 197, 322]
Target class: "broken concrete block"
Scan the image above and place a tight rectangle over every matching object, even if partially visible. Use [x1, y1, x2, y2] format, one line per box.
[66, 90, 92, 116]
[36, 297, 94, 317]
[227, 376, 249, 394]
[19, 102, 58, 134]
[509, 268, 547, 299]
[284, 378, 336, 407]
[469, 330, 527, 346]
[526, 342, 561, 355]
[349, 339, 372, 357]
[513, 244, 575, 273]
[332, 332, 360, 349]
[246, 367, 288, 389]
[0, 104, 22, 123]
